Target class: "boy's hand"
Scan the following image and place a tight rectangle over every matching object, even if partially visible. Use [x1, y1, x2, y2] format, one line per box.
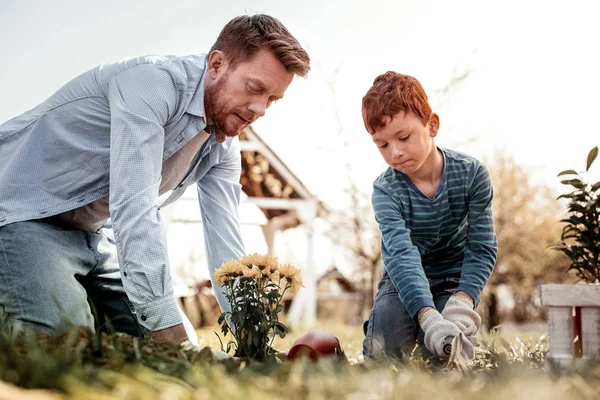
[441, 293, 481, 337]
[419, 308, 473, 359]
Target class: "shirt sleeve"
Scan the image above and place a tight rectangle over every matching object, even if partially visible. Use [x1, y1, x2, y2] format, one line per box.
[457, 163, 498, 304]
[107, 63, 183, 332]
[373, 184, 435, 318]
[196, 138, 246, 314]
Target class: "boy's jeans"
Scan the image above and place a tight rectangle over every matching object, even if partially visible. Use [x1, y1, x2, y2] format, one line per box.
[0, 219, 145, 337]
[363, 270, 460, 360]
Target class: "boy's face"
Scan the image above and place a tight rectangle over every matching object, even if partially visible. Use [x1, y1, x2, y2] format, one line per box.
[370, 111, 439, 176]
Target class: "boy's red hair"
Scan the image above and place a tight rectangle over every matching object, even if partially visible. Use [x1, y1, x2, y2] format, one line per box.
[362, 72, 432, 134]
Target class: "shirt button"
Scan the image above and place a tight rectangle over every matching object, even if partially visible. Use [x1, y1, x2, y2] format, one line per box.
[141, 315, 147, 321]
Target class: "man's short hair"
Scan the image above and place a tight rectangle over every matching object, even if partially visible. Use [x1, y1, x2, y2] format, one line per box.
[210, 14, 310, 78]
[362, 72, 432, 134]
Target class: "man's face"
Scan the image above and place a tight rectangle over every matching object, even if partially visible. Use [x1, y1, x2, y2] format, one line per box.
[205, 49, 294, 143]
[370, 111, 439, 176]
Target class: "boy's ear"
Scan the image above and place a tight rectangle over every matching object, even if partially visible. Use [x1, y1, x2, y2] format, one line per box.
[428, 113, 440, 137]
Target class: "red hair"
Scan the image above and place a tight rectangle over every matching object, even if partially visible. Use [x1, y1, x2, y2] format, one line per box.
[362, 72, 432, 134]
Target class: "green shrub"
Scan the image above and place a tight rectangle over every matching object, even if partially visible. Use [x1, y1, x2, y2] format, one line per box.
[554, 146, 600, 283]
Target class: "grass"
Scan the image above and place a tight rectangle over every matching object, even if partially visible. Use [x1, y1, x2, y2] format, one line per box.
[0, 321, 599, 399]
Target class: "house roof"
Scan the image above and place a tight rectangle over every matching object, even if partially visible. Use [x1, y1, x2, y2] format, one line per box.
[317, 266, 359, 293]
[239, 127, 329, 221]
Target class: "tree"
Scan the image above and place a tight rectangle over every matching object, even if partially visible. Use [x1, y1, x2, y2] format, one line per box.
[324, 66, 382, 318]
[482, 150, 573, 329]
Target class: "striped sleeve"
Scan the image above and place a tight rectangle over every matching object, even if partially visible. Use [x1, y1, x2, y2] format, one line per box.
[372, 183, 435, 318]
[457, 163, 498, 303]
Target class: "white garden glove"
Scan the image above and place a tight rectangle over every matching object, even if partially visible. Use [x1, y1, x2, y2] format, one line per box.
[419, 309, 475, 360]
[441, 294, 481, 338]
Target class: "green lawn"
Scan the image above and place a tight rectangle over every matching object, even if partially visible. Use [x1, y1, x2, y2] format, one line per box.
[0, 321, 598, 400]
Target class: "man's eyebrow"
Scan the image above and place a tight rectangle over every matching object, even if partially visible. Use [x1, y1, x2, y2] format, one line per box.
[248, 78, 284, 100]
[248, 78, 266, 90]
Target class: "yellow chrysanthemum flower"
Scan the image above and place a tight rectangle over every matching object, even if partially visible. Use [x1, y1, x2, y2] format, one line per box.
[239, 253, 279, 278]
[278, 263, 300, 280]
[242, 265, 262, 279]
[288, 276, 304, 296]
[270, 270, 280, 281]
[213, 259, 244, 285]
[278, 263, 303, 295]
[239, 253, 256, 266]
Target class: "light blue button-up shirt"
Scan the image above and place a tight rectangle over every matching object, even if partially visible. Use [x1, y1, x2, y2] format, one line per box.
[0, 54, 246, 331]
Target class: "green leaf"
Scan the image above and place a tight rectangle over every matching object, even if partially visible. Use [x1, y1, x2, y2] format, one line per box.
[586, 146, 598, 171]
[561, 179, 585, 189]
[567, 204, 587, 214]
[558, 169, 578, 177]
[557, 193, 577, 200]
[214, 331, 226, 352]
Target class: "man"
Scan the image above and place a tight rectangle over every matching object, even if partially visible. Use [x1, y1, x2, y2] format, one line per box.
[0, 14, 310, 347]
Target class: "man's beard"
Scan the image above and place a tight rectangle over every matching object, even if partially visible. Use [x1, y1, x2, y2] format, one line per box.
[205, 72, 247, 139]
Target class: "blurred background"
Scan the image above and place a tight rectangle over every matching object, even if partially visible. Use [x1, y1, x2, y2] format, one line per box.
[1, 0, 599, 333]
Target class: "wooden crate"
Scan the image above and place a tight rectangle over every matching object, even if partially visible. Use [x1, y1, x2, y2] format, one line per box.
[541, 284, 600, 372]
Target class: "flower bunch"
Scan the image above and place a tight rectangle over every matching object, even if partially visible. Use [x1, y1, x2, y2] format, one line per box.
[213, 253, 303, 360]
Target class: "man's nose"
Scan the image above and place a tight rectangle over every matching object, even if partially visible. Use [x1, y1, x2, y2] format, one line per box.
[248, 98, 267, 118]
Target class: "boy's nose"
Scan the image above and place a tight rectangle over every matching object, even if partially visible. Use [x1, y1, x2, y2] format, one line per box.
[392, 145, 404, 159]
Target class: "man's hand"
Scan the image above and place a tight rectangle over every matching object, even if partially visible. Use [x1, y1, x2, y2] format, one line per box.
[419, 308, 475, 360]
[152, 323, 188, 344]
[441, 293, 481, 337]
[180, 339, 233, 361]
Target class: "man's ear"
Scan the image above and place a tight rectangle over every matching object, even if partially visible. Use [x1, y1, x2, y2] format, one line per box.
[207, 50, 228, 79]
[428, 113, 440, 137]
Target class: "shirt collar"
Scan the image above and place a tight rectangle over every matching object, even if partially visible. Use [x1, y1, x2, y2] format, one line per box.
[186, 56, 209, 120]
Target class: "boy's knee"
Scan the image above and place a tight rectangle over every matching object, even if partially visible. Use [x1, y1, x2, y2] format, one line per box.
[363, 312, 411, 360]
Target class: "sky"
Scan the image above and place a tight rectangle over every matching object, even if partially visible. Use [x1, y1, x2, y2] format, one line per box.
[1, 0, 599, 281]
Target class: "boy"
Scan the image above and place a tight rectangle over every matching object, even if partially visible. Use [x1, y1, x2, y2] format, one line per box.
[361, 72, 497, 361]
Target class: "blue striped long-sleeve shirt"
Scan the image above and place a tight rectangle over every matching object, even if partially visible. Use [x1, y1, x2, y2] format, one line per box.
[0, 54, 246, 331]
[373, 147, 498, 318]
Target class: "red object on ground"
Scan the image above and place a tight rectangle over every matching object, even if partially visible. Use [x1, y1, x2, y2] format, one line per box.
[287, 329, 343, 362]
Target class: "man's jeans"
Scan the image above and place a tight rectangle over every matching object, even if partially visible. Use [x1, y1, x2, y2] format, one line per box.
[0, 219, 145, 337]
[363, 270, 460, 361]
